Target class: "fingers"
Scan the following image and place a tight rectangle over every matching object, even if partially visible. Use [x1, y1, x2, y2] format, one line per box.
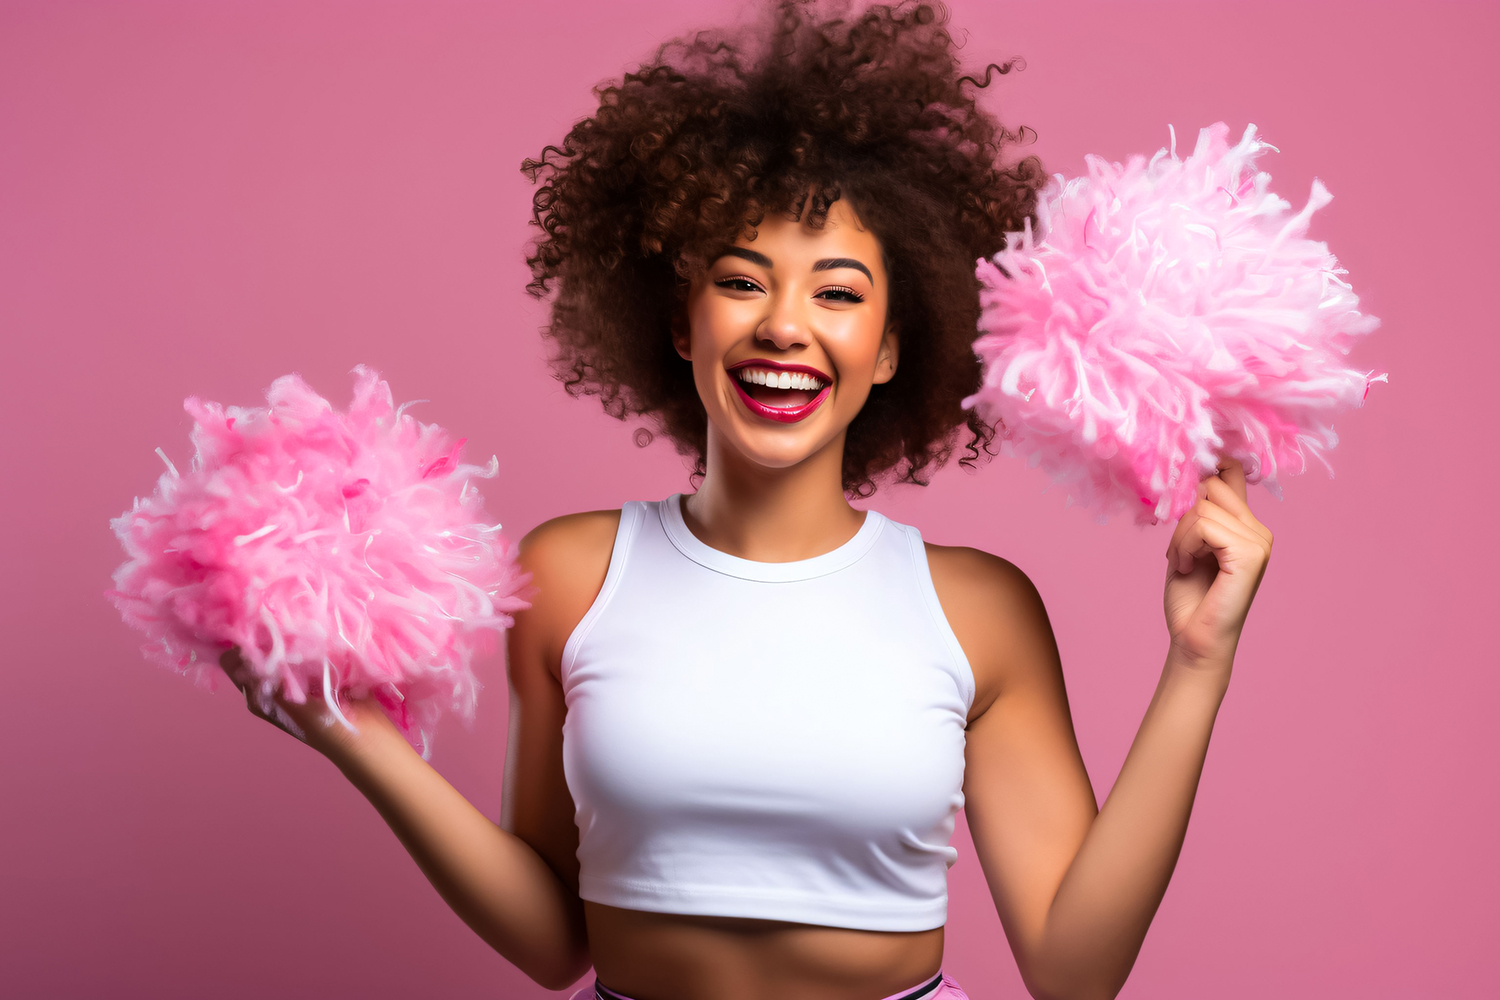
[214, 648, 366, 752]
[1200, 477, 1273, 547]
[1167, 496, 1265, 575]
[216, 647, 299, 734]
[267, 701, 310, 744]
[1170, 508, 1224, 576]
[217, 648, 273, 721]
[217, 647, 266, 713]
[1215, 457, 1249, 501]
[1185, 458, 1272, 551]
[218, 646, 245, 684]
[1169, 507, 1223, 576]
[1178, 504, 1248, 568]
[1167, 502, 1199, 575]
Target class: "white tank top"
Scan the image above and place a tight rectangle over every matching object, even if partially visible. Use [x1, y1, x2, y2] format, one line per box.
[560, 495, 975, 932]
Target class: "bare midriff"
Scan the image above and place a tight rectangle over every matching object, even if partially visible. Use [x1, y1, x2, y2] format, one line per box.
[584, 902, 946, 1000]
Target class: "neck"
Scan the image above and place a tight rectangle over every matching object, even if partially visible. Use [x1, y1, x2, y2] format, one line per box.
[681, 428, 865, 562]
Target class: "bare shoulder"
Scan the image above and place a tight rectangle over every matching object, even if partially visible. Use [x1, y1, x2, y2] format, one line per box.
[519, 509, 621, 579]
[924, 542, 1040, 603]
[924, 542, 1061, 720]
[511, 510, 622, 673]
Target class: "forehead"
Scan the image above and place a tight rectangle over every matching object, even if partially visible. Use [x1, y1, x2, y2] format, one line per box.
[723, 198, 884, 276]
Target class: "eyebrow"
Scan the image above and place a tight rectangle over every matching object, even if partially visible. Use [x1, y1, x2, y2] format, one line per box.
[716, 247, 874, 284]
[719, 247, 774, 269]
[812, 257, 874, 283]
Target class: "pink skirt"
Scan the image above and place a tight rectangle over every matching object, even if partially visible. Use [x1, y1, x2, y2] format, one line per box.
[570, 971, 968, 1000]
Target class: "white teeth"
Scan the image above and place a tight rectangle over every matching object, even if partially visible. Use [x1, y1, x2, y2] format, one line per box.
[735, 367, 825, 391]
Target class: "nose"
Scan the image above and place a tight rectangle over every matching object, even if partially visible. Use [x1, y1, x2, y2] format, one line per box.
[756, 292, 812, 351]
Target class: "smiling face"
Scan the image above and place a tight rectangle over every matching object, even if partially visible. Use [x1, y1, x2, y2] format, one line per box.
[675, 197, 898, 476]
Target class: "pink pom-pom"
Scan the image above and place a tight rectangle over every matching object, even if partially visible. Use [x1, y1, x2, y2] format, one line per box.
[108, 366, 530, 758]
[965, 123, 1386, 524]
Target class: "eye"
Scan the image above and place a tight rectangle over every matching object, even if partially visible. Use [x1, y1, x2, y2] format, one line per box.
[815, 284, 865, 303]
[715, 276, 763, 293]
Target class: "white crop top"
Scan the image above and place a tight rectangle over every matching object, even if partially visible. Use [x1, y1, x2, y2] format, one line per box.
[559, 495, 976, 932]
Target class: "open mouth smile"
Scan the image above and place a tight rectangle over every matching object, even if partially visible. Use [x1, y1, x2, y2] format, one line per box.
[727, 360, 832, 424]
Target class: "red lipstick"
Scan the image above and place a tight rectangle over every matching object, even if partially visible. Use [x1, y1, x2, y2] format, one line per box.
[731, 380, 831, 423]
[726, 358, 833, 382]
[726, 359, 832, 424]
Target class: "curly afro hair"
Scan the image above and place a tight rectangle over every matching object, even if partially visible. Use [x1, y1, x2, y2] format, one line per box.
[522, 0, 1044, 494]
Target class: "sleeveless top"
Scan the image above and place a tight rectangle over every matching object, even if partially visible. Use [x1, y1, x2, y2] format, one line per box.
[559, 495, 975, 932]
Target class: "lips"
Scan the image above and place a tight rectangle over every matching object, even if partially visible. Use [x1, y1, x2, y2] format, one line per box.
[726, 359, 832, 424]
[726, 359, 832, 383]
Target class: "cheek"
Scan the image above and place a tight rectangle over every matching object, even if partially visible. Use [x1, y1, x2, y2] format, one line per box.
[687, 298, 743, 359]
[684, 307, 738, 409]
[824, 316, 888, 382]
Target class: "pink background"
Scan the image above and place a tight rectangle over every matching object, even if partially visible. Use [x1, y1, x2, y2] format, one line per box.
[2, 1, 1495, 996]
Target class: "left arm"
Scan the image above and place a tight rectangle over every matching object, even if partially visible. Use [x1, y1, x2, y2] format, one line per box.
[933, 460, 1271, 1000]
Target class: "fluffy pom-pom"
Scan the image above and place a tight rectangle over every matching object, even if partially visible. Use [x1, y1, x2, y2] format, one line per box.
[108, 366, 530, 758]
[965, 122, 1385, 523]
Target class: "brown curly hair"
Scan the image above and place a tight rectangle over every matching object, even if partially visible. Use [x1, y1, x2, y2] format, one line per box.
[522, 0, 1044, 494]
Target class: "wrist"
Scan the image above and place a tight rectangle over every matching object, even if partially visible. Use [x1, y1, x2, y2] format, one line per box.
[318, 704, 410, 774]
[1163, 644, 1234, 698]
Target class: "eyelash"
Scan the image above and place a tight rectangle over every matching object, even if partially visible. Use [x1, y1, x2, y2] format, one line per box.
[713, 277, 865, 303]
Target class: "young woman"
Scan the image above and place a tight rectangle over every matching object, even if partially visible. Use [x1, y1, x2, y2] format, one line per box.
[221, 4, 1272, 998]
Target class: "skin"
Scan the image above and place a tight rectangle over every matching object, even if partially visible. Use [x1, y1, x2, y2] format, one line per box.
[220, 197, 1271, 1000]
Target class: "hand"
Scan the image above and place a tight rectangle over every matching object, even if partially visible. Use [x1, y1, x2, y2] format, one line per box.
[1163, 459, 1274, 669]
[217, 648, 398, 759]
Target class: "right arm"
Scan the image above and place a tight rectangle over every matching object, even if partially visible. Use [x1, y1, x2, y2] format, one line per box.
[223, 510, 620, 990]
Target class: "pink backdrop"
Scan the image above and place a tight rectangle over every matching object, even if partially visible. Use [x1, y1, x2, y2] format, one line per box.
[2, 1, 1495, 996]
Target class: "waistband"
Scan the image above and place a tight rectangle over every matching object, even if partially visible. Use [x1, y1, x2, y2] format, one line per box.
[590, 970, 948, 1000]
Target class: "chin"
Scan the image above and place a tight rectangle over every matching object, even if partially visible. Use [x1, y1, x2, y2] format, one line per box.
[703, 378, 852, 473]
[722, 421, 841, 473]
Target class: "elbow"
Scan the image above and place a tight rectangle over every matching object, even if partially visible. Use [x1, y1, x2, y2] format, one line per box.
[491, 902, 591, 992]
[1020, 961, 1129, 1000]
[523, 943, 593, 993]
[1024, 982, 1123, 1000]
[1016, 926, 1143, 1000]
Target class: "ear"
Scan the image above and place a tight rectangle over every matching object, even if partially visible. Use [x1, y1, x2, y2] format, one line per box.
[671, 305, 692, 361]
[872, 322, 899, 384]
